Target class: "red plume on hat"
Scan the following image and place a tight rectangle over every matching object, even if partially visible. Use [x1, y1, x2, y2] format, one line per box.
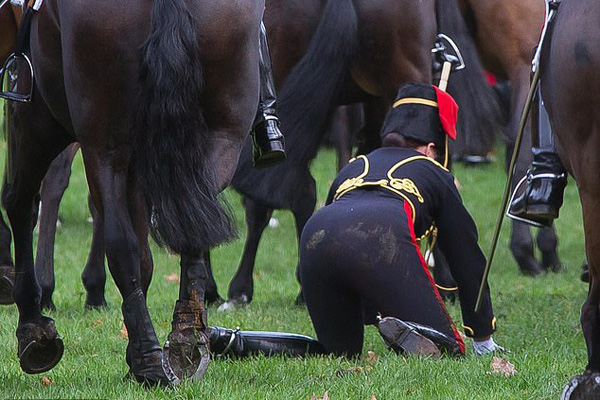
[433, 85, 458, 140]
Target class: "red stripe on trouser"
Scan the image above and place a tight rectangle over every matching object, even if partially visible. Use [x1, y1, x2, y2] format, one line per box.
[403, 200, 465, 355]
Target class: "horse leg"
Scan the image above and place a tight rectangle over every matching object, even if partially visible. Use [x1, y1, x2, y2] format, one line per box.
[510, 222, 543, 276]
[223, 196, 273, 308]
[355, 100, 386, 156]
[329, 105, 360, 171]
[562, 191, 600, 398]
[292, 174, 317, 305]
[537, 226, 562, 273]
[34, 143, 78, 311]
[0, 212, 15, 305]
[203, 251, 223, 306]
[507, 69, 543, 276]
[82, 150, 167, 385]
[81, 194, 107, 309]
[6, 100, 69, 374]
[128, 183, 154, 300]
[163, 253, 210, 383]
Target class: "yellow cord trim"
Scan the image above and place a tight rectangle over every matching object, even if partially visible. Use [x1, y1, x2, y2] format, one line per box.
[492, 317, 497, 331]
[444, 134, 449, 169]
[334, 155, 370, 200]
[462, 325, 475, 336]
[387, 155, 449, 174]
[435, 284, 458, 291]
[393, 98, 438, 109]
[417, 224, 436, 242]
[389, 178, 423, 203]
[333, 154, 449, 222]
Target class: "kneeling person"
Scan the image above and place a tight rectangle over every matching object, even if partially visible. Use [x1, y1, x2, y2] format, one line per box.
[299, 83, 501, 358]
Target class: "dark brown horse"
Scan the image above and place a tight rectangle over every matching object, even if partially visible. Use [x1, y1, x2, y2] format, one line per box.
[459, 0, 562, 276]
[5, 0, 263, 385]
[540, 0, 600, 396]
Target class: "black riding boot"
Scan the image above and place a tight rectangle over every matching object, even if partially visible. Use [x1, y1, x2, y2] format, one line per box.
[507, 87, 567, 227]
[122, 289, 170, 386]
[252, 22, 286, 168]
[207, 326, 326, 358]
[378, 317, 463, 357]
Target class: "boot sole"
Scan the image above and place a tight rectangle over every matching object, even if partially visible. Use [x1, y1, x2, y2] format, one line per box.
[254, 149, 286, 168]
[379, 318, 441, 358]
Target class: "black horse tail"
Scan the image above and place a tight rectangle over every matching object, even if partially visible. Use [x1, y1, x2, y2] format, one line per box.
[277, 0, 358, 167]
[436, 0, 503, 160]
[231, 0, 358, 208]
[134, 0, 235, 254]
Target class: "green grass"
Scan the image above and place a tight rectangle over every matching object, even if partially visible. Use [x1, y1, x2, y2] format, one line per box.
[0, 104, 590, 399]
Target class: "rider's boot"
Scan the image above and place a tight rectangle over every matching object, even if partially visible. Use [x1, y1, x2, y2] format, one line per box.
[378, 317, 463, 357]
[252, 22, 286, 168]
[207, 326, 326, 358]
[507, 86, 567, 227]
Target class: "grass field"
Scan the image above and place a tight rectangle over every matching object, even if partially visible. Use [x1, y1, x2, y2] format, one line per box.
[0, 104, 590, 399]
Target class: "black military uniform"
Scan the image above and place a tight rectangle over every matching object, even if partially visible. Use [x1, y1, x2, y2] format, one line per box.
[299, 83, 497, 357]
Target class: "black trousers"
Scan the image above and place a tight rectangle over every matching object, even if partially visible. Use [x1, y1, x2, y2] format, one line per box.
[299, 192, 463, 357]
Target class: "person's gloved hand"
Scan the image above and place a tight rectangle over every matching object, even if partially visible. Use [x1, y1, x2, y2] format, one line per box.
[472, 336, 504, 355]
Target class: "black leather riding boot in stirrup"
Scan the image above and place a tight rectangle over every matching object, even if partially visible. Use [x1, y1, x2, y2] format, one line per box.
[252, 21, 286, 168]
[508, 85, 567, 228]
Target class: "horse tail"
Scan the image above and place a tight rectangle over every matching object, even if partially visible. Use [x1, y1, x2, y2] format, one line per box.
[278, 0, 358, 166]
[231, 0, 358, 208]
[436, 0, 503, 159]
[134, 0, 235, 254]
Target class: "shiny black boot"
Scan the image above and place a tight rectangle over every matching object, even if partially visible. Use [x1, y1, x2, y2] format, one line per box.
[507, 86, 567, 227]
[508, 152, 566, 227]
[252, 22, 286, 168]
[207, 326, 326, 358]
[122, 289, 171, 386]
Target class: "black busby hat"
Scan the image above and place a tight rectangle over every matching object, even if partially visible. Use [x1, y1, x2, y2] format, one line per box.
[380, 83, 458, 147]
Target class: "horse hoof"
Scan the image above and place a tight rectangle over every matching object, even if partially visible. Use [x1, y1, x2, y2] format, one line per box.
[542, 253, 563, 273]
[518, 261, 543, 277]
[162, 329, 210, 383]
[562, 372, 600, 400]
[294, 291, 305, 306]
[40, 299, 56, 312]
[217, 296, 249, 312]
[0, 265, 15, 305]
[84, 297, 108, 310]
[205, 294, 224, 308]
[17, 318, 64, 374]
[19, 338, 64, 374]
